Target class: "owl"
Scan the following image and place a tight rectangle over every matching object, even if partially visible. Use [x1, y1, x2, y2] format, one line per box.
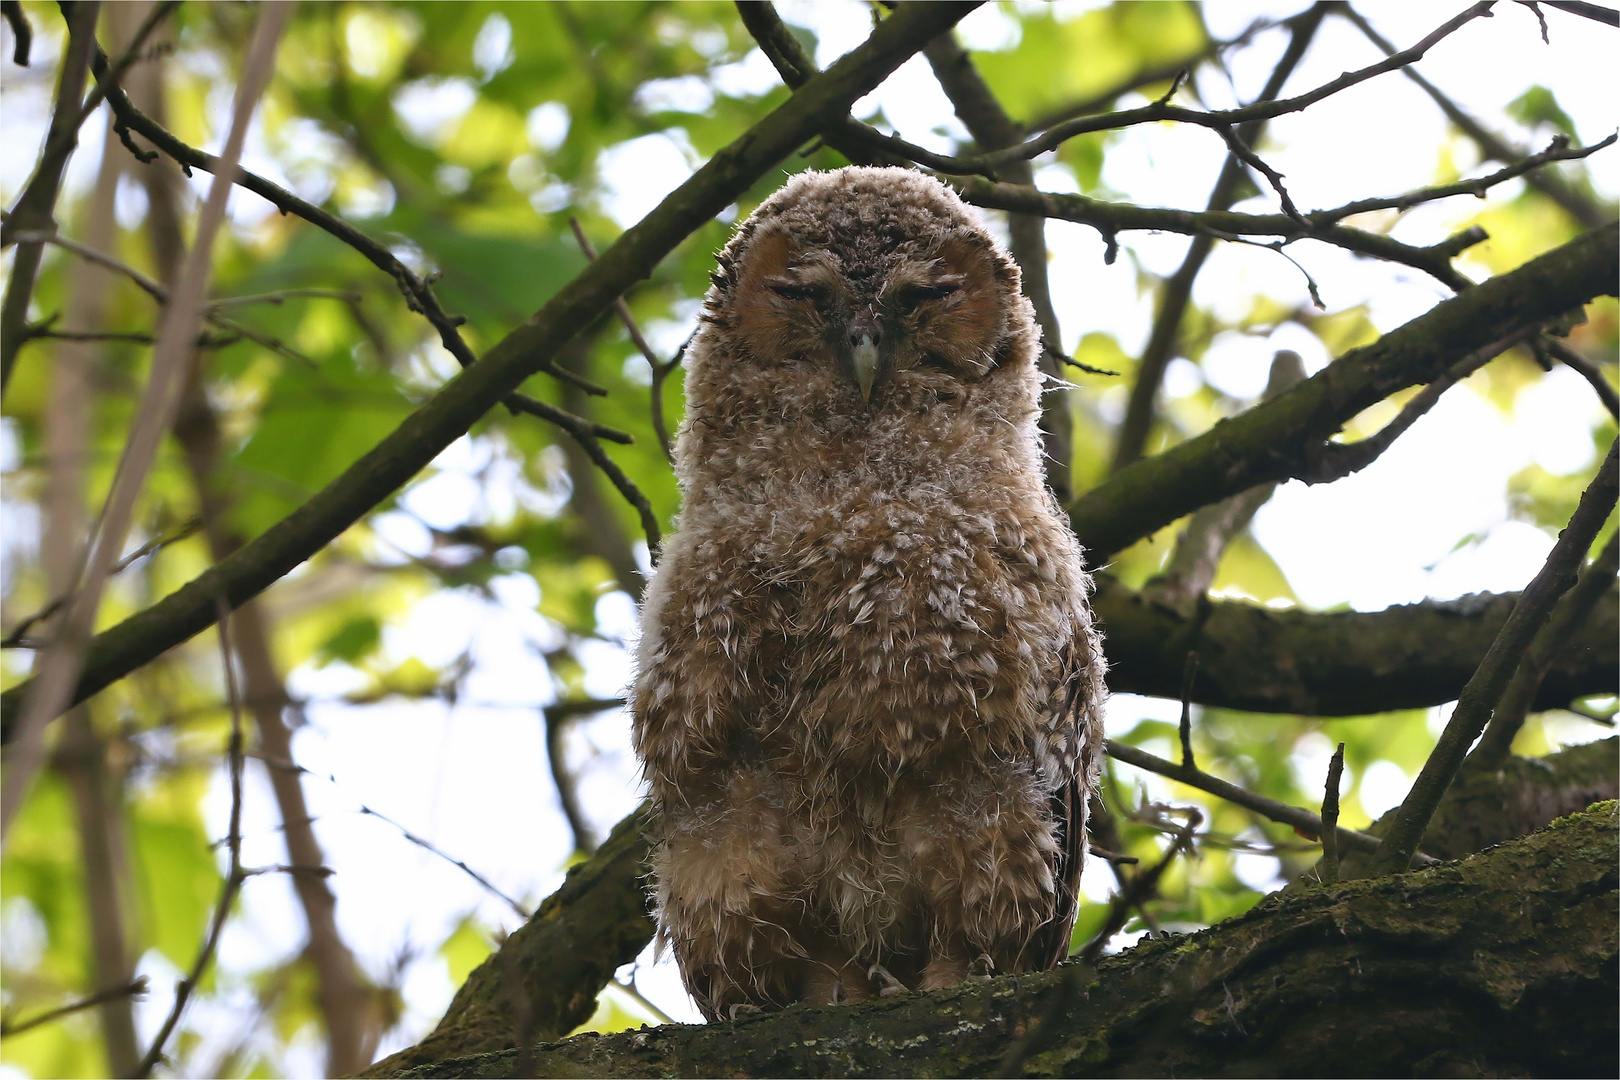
[631, 166, 1106, 1020]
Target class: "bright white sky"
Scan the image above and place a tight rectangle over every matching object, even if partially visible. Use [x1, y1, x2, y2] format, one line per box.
[1, 2, 1616, 1074]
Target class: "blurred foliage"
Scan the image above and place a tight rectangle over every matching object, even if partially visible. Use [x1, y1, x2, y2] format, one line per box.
[0, 1, 1614, 1076]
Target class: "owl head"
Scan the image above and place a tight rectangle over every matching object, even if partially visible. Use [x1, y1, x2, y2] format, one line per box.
[696, 167, 1038, 415]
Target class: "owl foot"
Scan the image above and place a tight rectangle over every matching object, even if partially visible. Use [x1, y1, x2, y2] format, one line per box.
[868, 964, 910, 997]
[966, 954, 995, 982]
[728, 1003, 763, 1021]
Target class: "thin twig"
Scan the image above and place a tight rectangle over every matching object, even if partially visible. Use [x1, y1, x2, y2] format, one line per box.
[74, 0, 178, 128]
[1178, 652, 1199, 772]
[568, 218, 681, 464]
[1105, 739, 1429, 863]
[0, 977, 148, 1037]
[1296, 326, 1539, 484]
[1319, 743, 1345, 885]
[358, 805, 532, 919]
[1080, 807, 1202, 964]
[2, 516, 203, 648]
[84, 37, 622, 419]
[133, 594, 251, 1079]
[1214, 125, 1308, 225]
[1339, 4, 1606, 227]
[1370, 439, 1619, 874]
[838, 4, 1495, 178]
[996, 808, 1201, 1078]
[3, 0, 32, 65]
[545, 697, 623, 855]
[1537, 335, 1619, 417]
[208, 288, 364, 309]
[1314, 134, 1616, 225]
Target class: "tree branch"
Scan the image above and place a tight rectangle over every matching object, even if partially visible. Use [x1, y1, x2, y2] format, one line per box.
[1103, 739, 1409, 862]
[0, 2, 980, 723]
[1370, 439, 1619, 873]
[1111, 2, 1329, 472]
[958, 180, 1485, 290]
[1067, 222, 1617, 560]
[367, 803, 1619, 1079]
[1092, 573, 1617, 716]
[81, 40, 634, 443]
[0, 0, 98, 393]
[358, 805, 656, 1078]
[1340, 4, 1609, 228]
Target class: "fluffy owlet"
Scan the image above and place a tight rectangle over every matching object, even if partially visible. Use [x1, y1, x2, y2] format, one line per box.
[632, 166, 1106, 1020]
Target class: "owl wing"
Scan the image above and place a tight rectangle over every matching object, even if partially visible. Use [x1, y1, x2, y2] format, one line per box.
[1031, 632, 1100, 970]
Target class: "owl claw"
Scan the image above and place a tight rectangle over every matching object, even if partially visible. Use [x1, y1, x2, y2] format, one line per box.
[728, 1003, 763, 1021]
[868, 964, 909, 997]
[967, 954, 995, 981]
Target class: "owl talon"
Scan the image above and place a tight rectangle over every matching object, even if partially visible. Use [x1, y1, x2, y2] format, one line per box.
[967, 954, 995, 981]
[728, 1003, 763, 1021]
[868, 964, 909, 997]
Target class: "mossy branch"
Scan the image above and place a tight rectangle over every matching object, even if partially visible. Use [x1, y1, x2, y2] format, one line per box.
[372, 803, 1620, 1079]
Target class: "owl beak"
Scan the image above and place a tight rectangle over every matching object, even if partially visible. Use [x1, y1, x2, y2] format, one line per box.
[843, 312, 886, 403]
[852, 333, 881, 402]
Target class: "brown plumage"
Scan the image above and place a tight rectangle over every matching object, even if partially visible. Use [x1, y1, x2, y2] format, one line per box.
[632, 166, 1106, 1020]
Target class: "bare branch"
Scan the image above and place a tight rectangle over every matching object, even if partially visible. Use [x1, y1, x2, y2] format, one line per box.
[1537, 335, 1620, 417]
[1471, 532, 1620, 765]
[0, 0, 99, 392]
[1294, 326, 1539, 484]
[1104, 739, 1425, 863]
[81, 37, 630, 430]
[832, 4, 1495, 179]
[1340, 4, 1608, 227]
[1370, 439, 1619, 874]
[0, 978, 148, 1038]
[2, 516, 202, 649]
[569, 218, 679, 464]
[358, 805, 532, 920]
[1068, 223, 1616, 561]
[133, 596, 249, 1079]
[2, 0, 32, 65]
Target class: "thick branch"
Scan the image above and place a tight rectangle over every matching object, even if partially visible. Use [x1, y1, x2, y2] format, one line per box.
[372, 803, 1620, 1079]
[359, 805, 656, 1078]
[0, 2, 979, 723]
[1093, 574, 1618, 715]
[1068, 223, 1618, 560]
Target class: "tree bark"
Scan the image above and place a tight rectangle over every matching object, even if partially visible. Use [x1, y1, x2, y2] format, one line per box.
[365, 802, 1618, 1079]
